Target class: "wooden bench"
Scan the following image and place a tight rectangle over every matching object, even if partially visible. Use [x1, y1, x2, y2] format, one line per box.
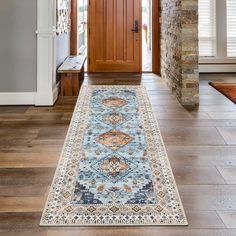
[58, 55, 86, 96]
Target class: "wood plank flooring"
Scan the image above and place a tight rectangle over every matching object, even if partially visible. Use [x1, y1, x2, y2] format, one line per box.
[0, 73, 236, 235]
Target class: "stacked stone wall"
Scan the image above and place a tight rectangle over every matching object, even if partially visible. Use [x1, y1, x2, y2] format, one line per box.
[160, 0, 199, 108]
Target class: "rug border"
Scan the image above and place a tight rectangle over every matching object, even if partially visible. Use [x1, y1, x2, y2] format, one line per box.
[139, 85, 188, 226]
[40, 85, 188, 227]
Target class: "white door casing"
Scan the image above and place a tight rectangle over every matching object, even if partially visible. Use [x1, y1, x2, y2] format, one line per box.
[35, 0, 58, 106]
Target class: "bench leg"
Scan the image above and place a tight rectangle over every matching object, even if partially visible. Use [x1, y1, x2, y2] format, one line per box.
[78, 66, 85, 88]
[60, 73, 79, 96]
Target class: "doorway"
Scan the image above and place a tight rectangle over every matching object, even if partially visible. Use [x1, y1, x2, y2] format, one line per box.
[73, 0, 159, 73]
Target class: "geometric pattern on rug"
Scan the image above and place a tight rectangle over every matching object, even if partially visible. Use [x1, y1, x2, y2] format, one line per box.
[209, 82, 236, 104]
[40, 85, 188, 226]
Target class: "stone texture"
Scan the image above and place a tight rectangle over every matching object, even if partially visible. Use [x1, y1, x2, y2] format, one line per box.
[160, 0, 199, 108]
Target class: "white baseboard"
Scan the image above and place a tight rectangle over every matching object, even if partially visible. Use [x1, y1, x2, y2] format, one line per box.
[0, 92, 36, 105]
[0, 84, 59, 106]
[34, 85, 59, 106]
[199, 64, 236, 73]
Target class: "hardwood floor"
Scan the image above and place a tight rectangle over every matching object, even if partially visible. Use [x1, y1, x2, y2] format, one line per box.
[0, 73, 236, 235]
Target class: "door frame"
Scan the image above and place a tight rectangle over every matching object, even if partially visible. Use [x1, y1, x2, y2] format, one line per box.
[70, 0, 160, 74]
[152, 0, 160, 75]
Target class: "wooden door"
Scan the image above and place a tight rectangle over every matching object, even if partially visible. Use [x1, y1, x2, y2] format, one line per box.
[88, 0, 141, 72]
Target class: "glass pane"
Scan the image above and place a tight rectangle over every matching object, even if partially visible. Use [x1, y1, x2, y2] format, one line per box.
[142, 0, 152, 71]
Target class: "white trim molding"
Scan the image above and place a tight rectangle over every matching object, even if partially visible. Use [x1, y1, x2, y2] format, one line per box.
[35, 0, 58, 106]
[0, 81, 59, 106]
[0, 93, 36, 105]
[199, 64, 236, 73]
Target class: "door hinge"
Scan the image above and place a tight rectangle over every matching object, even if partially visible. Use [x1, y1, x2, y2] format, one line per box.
[88, 58, 91, 64]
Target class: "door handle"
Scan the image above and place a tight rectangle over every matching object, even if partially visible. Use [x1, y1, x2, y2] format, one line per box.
[131, 20, 139, 33]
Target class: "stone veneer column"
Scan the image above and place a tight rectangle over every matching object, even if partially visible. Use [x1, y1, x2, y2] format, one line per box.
[160, 0, 199, 108]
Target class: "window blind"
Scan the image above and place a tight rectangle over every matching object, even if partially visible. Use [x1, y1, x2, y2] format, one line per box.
[199, 0, 217, 57]
[227, 0, 236, 57]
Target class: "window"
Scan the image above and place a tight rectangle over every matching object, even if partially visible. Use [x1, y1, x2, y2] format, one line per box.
[227, 0, 236, 57]
[199, 0, 216, 57]
[77, 0, 88, 54]
[199, 0, 236, 60]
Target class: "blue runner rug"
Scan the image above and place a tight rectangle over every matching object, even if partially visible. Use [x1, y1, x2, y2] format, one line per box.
[40, 85, 187, 226]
